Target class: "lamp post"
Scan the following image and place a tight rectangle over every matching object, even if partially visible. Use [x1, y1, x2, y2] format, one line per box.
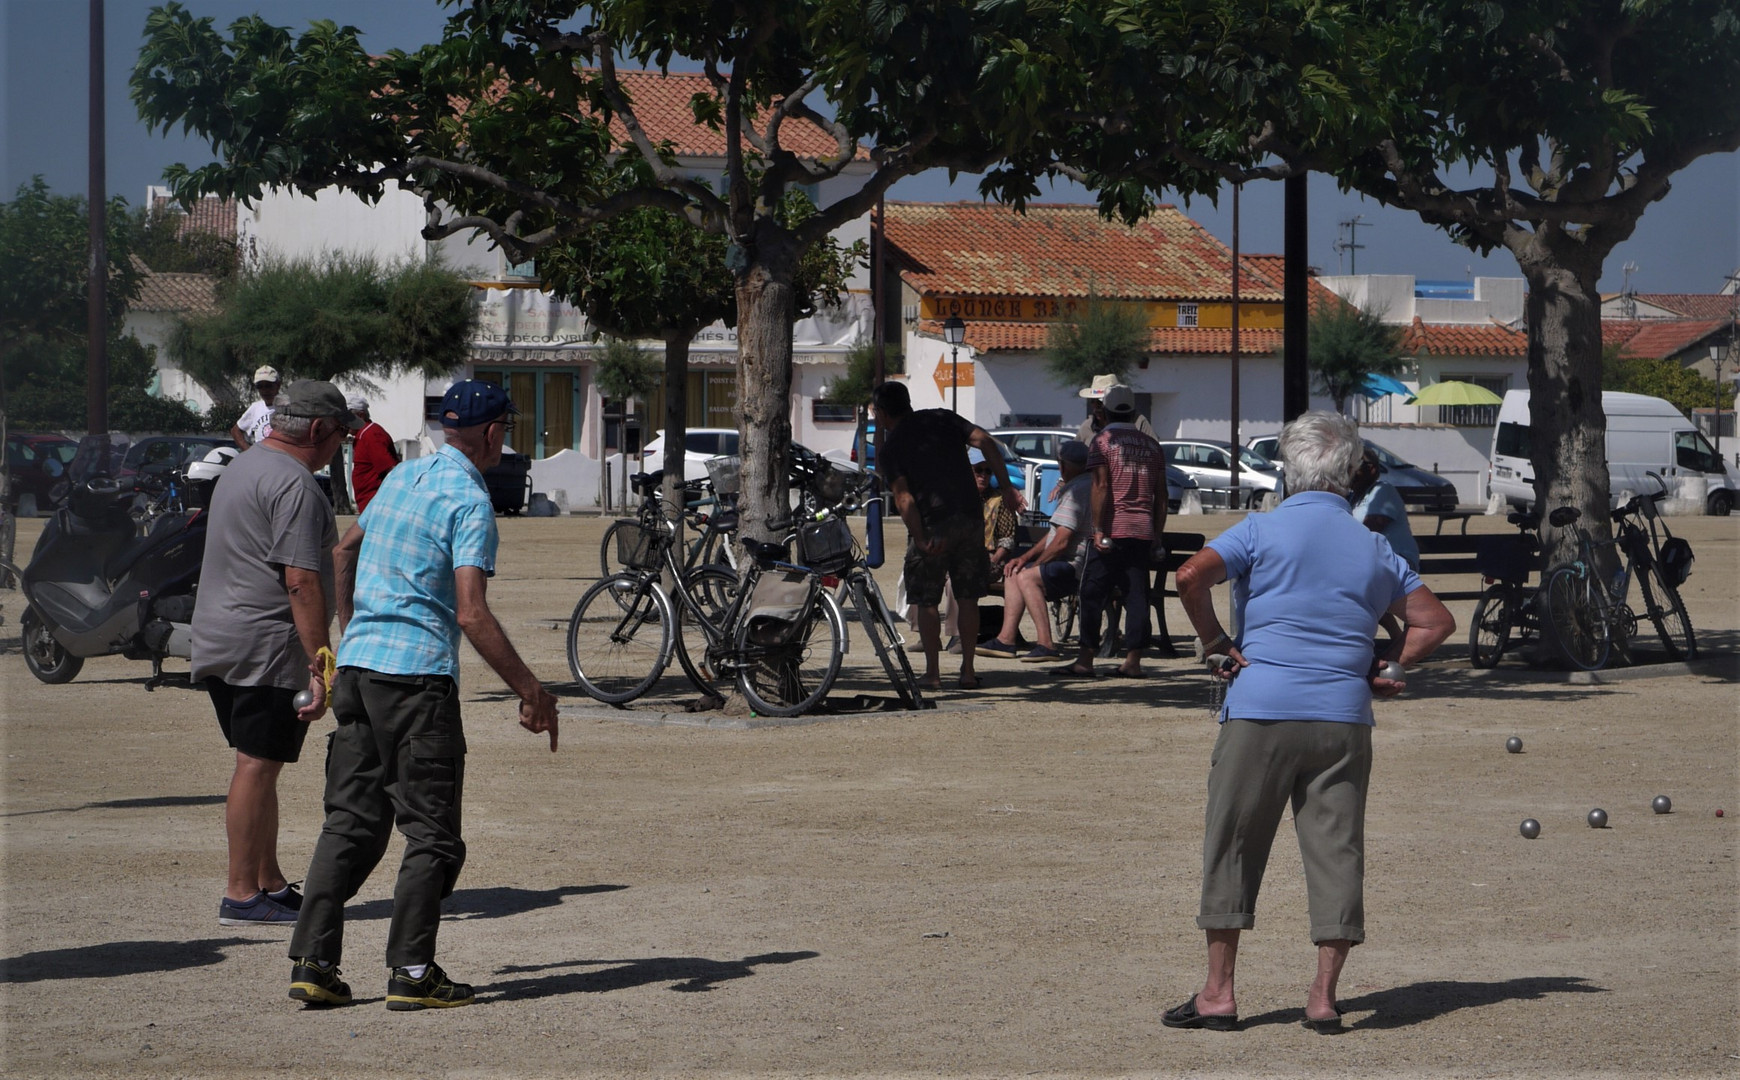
[943, 315, 966, 415]
[1714, 344, 1726, 459]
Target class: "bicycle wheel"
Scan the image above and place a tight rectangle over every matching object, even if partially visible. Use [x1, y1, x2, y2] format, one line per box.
[736, 589, 846, 717]
[1469, 584, 1513, 669]
[852, 572, 924, 710]
[673, 566, 740, 696]
[567, 574, 672, 704]
[1635, 560, 1697, 661]
[1540, 566, 1610, 671]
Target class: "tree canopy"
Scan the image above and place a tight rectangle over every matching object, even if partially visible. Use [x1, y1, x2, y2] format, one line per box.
[1306, 302, 1405, 413]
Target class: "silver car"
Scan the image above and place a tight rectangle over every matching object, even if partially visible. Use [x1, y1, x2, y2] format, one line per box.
[991, 427, 1195, 512]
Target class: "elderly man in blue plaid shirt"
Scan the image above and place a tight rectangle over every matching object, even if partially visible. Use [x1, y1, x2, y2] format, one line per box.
[286, 380, 558, 1012]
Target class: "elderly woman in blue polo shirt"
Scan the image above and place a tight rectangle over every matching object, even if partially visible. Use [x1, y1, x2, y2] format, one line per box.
[1166, 411, 1455, 1034]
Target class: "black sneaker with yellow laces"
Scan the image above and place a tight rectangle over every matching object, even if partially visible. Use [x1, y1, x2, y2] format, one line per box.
[385, 962, 474, 1010]
[288, 957, 352, 1007]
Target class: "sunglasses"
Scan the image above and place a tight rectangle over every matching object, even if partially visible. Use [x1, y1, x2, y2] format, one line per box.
[973, 466, 994, 476]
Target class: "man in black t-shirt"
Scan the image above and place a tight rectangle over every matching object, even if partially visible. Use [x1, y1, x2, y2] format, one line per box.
[872, 381, 1019, 691]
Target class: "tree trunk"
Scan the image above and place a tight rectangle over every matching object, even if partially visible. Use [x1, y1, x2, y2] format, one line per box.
[733, 227, 800, 549]
[1514, 233, 1613, 567]
[661, 332, 691, 570]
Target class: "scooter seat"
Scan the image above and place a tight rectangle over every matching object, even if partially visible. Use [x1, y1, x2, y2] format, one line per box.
[102, 514, 186, 582]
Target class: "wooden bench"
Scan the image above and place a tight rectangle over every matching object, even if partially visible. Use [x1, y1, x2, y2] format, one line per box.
[1061, 530, 1208, 658]
[1414, 531, 1541, 603]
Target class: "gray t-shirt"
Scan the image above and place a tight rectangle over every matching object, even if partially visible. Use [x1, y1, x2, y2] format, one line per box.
[191, 443, 336, 689]
[1048, 472, 1094, 563]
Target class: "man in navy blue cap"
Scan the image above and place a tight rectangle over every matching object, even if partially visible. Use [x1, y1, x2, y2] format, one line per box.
[286, 379, 557, 1011]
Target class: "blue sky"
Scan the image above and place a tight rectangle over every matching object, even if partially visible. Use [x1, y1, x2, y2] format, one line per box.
[5, 0, 1735, 295]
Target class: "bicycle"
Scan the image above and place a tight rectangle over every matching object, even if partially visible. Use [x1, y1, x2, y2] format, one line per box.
[567, 514, 847, 717]
[1537, 478, 1696, 671]
[598, 467, 738, 582]
[1467, 510, 1542, 668]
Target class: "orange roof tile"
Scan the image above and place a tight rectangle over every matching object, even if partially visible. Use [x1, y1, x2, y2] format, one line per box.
[1630, 293, 1738, 320]
[149, 193, 238, 242]
[1607, 318, 1729, 361]
[1398, 316, 1526, 357]
[886, 202, 1283, 303]
[921, 319, 1285, 356]
[1601, 320, 1646, 349]
[132, 270, 221, 316]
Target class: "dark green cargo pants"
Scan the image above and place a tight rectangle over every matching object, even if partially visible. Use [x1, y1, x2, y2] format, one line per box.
[288, 668, 467, 969]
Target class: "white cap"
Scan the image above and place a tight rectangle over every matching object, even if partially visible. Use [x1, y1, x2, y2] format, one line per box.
[346, 396, 369, 412]
[252, 365, 280, 385]
[1102, 384, 1136, 414]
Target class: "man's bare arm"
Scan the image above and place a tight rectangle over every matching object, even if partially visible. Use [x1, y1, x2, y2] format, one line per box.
[284, 565, 333, 720]
[455, 565, 558, 751]
[332, 523, 364, 632]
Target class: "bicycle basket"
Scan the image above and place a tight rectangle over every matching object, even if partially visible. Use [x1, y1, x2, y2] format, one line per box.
[745, 569, 813, 646]
[1474, 534, 1535, 582]
[615, 522, 664, 571]
[705, 455, 741, 495]
[798, 515, 856, 573]
[1657, 536, 1694, 587]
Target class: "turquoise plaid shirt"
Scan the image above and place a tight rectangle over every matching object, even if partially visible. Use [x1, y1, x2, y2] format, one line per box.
[337, 443, 497, 681]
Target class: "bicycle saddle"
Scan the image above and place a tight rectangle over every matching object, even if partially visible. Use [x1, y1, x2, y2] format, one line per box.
[630, 471, 661, 496]
[1547, 506, 1581, 528]
[743, 537, 791, 563]
[1506, 510, 1539, 530]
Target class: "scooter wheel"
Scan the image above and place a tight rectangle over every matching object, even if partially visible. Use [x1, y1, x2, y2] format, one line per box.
[21, 608, 83, 684]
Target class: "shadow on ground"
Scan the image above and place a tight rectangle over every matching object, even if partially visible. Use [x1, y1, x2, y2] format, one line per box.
[2, 793, 227, 818]
[484, 949, 820, 999]
[347, 883, 625, 922]
[0, 937, 268, 982]
[1238, 975, 1608, 1030]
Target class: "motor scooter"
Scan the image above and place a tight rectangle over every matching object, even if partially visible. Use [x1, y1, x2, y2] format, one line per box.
[18, 435, 210, 688]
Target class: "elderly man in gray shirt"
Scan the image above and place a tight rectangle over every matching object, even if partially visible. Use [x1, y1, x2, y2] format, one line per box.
[192, 380, 361, 926]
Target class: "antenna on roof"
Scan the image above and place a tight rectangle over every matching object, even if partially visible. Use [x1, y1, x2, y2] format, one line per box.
[1333, 215, 1367, 275]
[1620, 261, 1639, 320]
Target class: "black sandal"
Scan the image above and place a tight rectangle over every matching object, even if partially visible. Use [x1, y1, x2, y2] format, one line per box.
[1161, 994, 1239, 1031]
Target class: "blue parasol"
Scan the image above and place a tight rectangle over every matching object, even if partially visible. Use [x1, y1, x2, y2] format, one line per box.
[1358, 372, 1413, 400]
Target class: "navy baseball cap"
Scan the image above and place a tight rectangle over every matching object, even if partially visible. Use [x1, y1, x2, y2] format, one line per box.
[441, 380, 519, 428]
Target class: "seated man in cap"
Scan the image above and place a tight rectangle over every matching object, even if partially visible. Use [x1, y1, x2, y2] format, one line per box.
[346, 396, 400, 514]
[231, 366, 282, 449]
[978, 439, 1093, 662]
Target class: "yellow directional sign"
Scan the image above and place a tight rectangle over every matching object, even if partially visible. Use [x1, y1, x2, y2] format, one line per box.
[933, 356, 975, 393]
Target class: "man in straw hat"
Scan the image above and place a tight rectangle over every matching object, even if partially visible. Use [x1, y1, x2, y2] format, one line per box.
[1077, 374, 1155, 444]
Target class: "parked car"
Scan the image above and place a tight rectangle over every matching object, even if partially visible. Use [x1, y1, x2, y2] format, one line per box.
[4, 433, 79, 515]
[848, 419, 1025, 493]
[991, 426, 1196, 513]
[1158, 438, 1282, 507]
[118, 433, 335, 504]
[1247, 434, 1459, 511]
[641, 428, 740, 482]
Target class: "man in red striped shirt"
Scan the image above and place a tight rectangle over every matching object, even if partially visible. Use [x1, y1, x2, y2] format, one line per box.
[1053, 384, 1167, 679]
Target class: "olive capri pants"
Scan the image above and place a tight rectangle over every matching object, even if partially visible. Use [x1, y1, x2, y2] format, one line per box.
[1196, 718, 1372, 944]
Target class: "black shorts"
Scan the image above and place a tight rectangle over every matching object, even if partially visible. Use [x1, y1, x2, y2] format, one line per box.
[1039, 560, 1080, 601]
[904, 517, 992, 606]
[207, 679, 309, 763]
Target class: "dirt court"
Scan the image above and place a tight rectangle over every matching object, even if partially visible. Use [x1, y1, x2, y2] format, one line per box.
[2, 507, 1736, 1079]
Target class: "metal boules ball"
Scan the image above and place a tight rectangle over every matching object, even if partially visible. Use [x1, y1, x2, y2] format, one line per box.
[1587, 808, 1608, 829]
[1652, 795, 1672, 815]
[1519, 818, 1541, 839]
[292, 689, 316, 710]
[1505, 736, 1523, 754]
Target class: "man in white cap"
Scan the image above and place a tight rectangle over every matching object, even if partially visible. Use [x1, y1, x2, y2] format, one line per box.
[346, 396, 400, 514]
[1077, 374, 1155, 444]
[231, 366, 282, 449]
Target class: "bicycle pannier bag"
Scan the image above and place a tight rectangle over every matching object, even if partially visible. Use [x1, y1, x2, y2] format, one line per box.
[1657, 537, 1694, 587]
[798, 516, 855, 574]
[745, 570, 812, 646]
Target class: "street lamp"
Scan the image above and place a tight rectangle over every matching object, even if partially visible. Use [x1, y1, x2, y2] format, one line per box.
[1713, 344, 1726, 459]
[943, 315, 966, 414]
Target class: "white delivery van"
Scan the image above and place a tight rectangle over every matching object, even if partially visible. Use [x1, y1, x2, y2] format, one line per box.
[1489, 389, 1737, 515]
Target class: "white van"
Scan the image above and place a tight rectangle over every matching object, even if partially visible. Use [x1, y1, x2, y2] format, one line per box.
[1489, 389, 1737, 515]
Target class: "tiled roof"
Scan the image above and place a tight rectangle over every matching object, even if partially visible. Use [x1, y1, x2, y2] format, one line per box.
[1398, 316, 1527, 357]
[1239, 254, 1344, 311]
[149, 193, 238, 242]
[472, 69, 866, 163]
[920, 319, 1285, 356]
[1606, 318, 1729, 361]
[1630, 293, 1738, 320]
[886, 202, 1284, 303]
[133, 270, 221, 316]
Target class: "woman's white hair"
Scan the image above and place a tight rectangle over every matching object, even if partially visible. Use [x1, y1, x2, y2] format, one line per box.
[1278, 411, 1364, 497]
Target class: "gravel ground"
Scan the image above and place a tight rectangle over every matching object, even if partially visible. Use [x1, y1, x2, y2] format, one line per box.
[2, 508, 1736, 1079]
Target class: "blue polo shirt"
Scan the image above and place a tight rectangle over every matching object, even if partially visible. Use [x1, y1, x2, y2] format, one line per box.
[337, 444, 497, 681]
[1206, 491, 1420, 725]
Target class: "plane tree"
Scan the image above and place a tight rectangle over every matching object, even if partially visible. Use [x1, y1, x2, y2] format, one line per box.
[131, 0, 1060, 541]
[1030, 0, 1740, 557]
